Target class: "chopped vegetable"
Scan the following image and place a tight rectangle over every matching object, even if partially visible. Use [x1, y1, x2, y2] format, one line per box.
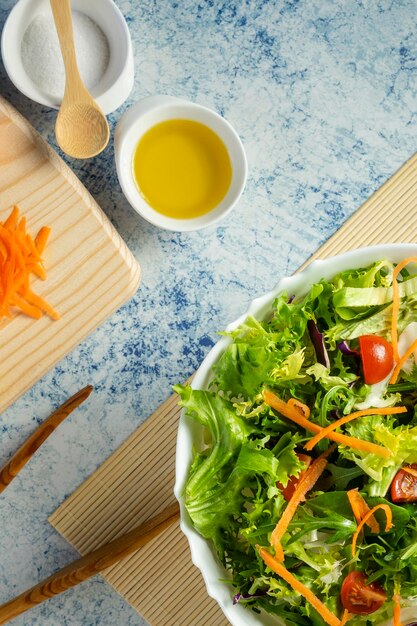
[392, 594, 402, 626]
[347, 489, 379, 533]
[402, 465, 417, 478]
[340, 571, 387, 615]
[359, 334, 394, 384]
[257, 546, 342, 626]
[391, 464, 417, 503]
[277, 452, 312, 501]
[308, 319, 330, 367]
[287, 397, 310, 418]
[391, 336, 417, 384]
[304, 406, 406, 451]
[351, 504, 393, 557]
[391, 257, 417, 362]
[0, 206, 59, 321]
[263, 389, 391, 458]
[340, 609, 351, 625]
[270, 446, 333, 559]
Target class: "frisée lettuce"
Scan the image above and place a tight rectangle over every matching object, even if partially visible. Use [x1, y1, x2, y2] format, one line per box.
[175, 259, 417, 625]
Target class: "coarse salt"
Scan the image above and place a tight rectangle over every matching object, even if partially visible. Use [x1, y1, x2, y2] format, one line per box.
[21, 10, 110, 101]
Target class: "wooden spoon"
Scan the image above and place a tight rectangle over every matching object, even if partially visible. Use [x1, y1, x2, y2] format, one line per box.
[50, 0, 109, 159]
[0, 501, 180, 624]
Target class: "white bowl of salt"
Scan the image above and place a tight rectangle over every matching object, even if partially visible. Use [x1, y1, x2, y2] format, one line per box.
[1, 0, 134, 115]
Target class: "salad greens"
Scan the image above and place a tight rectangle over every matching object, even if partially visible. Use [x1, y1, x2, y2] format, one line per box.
[175, 260, 417, 625]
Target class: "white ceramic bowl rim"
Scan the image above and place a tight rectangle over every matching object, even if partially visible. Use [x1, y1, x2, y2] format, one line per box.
[114, 95, 248, 232]
[174, 243, 417, 626]
[1, 0, 134, 115]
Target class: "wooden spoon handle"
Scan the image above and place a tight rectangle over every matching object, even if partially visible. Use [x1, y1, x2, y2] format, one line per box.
[0, 501, 180, 625]
[0, 385, 93, 493]
[49, 0, 83, 91]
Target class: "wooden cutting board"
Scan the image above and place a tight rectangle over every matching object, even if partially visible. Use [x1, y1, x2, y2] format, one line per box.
[0, 96, 141, 413]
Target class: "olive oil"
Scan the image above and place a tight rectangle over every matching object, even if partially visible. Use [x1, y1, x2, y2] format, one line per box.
[132, 119, 232, 219]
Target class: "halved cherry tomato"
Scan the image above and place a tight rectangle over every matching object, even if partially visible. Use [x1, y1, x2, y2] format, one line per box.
[277, 453, 312, 502]
[391, 464, 417, 503]
[340, 571, 387, 615]
[359, 335, 394, 384]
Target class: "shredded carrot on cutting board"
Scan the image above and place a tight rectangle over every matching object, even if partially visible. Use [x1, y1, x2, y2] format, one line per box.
[347, 489, 380, 533]
[351, 504, 393, 557]
[304, 407, 406, 451]
[263, 390, 391, 458]
[270, 444, 335, 560]
[257, 547, 342, 626]
[0, 206, 59, 321]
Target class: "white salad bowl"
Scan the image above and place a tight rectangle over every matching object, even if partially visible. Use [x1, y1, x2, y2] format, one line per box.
[174, 243, 417, 626]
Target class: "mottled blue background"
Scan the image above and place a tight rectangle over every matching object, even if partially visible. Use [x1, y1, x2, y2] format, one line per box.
[1, 0, 417, 624]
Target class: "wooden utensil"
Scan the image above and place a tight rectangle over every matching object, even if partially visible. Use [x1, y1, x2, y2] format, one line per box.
[0, 385, 93, 493]
[0, 501, 180, 625]
[50, 0, 110, 159]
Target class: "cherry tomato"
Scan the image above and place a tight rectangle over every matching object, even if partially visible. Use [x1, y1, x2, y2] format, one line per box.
[277, 453, 312, 502]
[391, 464, 417, 503]
[359, 335, 394, 385]
[340, 571, 387, 615]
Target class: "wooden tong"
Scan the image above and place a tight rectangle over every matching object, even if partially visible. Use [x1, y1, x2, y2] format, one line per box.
[0, 501, 180, 624]
[0, 385, 180, 624]
[0, 385, 93, 493]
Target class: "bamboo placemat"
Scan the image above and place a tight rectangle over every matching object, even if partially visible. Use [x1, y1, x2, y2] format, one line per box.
[50, 152, 417, 626]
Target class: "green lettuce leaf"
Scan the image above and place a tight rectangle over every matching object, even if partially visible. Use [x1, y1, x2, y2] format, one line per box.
[175, 384, 304, 553]
[341, 414, 417, 496]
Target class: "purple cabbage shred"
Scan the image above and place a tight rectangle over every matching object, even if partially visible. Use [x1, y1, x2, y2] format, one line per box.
[307, 320, 330, 368]
[338, 340, 360, 358]
[233, 591, 267, 605]
[338, 340, 362, 375]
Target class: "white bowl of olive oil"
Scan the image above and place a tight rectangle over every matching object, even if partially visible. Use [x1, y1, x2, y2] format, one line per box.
[114, 95, 247, 231]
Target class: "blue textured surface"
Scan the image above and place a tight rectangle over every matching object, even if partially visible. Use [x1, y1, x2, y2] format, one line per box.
[1, 1, 417, 624]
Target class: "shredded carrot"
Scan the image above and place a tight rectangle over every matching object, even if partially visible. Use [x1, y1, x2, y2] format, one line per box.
[391, 257, 417, 372]
[10, 294, 42, 319]
[391, 336, 417, 384]
[4, 205, 19, 229]
[270, 445, 335, 560]
[257, 546, 341, 626]
[340, 610, 350, 626]
[28, 263, 47, 280]
[25, 289, 60, 320]
[304, 407, 406, 451]
[35, 226, 51, 254]
[263, 390, 391, 458]
[393, 594, 402, 626]
[0, 206, 59, 321]
[287, 397, 310, 418]
[347, 489, 380, 533]
[351, 504, 393, 557]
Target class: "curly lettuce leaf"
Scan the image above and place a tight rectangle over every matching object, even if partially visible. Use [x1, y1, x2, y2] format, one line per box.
[341, 414, 417, 496]
[175, 385, 304, 553]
